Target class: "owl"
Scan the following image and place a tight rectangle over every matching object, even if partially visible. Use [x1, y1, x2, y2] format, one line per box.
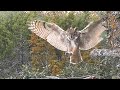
[28, 19, 107, 64]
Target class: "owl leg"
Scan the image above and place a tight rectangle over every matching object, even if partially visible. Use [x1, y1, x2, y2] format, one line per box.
[69, 47, 82, 64]
[79, 50, 83, 62]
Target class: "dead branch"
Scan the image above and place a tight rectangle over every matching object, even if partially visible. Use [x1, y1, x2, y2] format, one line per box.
[90, 48, 120, 57]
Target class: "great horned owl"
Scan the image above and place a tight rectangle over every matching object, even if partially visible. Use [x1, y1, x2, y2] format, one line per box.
[28, 19, 107, 64]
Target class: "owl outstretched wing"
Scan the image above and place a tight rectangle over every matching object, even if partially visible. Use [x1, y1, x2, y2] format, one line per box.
[78, 20, 107, 50]
[28, 20, 68, 51]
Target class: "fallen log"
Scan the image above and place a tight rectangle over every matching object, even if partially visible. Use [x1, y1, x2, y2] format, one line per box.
[90, 48, 120, 57]
[43, 75, 97, 79]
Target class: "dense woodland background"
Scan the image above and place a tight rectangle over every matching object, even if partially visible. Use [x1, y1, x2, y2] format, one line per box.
[1, 11, 120, 79]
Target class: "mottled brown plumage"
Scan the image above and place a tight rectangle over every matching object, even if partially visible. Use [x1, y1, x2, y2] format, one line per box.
[28, 20, 107, 64]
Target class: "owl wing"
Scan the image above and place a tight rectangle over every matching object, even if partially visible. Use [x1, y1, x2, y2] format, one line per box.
[78, 20, 107, 50]
[28, 20, 68, 51]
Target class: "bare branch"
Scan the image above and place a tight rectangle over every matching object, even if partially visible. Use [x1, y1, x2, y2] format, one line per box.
[90, 48, 120, 57]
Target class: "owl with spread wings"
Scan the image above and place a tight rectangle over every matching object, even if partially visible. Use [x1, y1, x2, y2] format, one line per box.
[28, 19, 107, 64]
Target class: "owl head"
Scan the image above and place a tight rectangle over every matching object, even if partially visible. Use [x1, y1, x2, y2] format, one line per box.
[66, 27, 79, 41]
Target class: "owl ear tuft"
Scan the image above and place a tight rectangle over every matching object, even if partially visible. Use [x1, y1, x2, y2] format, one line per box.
[74, 27, 77, 30]
[67, 27, 73, 32]
[66, 26, 78, 34]
[74, 27, 77, 31]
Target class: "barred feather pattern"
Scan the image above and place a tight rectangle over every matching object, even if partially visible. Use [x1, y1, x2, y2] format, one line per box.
[28, 21, 52, 40]
[28, 20, 68, 52]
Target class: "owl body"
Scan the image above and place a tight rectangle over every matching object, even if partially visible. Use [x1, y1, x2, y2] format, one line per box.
[28, 19, 107, 64]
